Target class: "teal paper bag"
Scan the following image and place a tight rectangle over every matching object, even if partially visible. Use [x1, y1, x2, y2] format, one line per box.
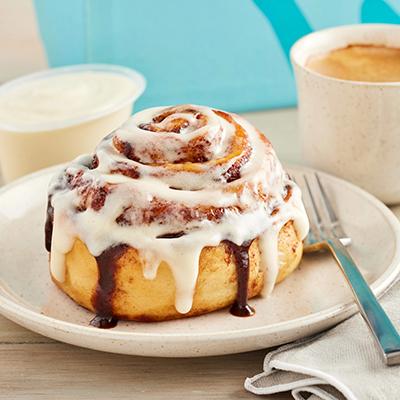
[34, 0, 400, 112]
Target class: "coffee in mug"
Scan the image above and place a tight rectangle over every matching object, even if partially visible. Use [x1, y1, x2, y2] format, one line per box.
[306, 44, 400, 82]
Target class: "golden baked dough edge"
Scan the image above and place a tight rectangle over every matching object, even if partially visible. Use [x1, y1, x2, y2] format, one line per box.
[51, 221, 303, 321]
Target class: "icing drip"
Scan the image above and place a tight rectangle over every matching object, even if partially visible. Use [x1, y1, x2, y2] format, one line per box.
[259, 229, 280, 296]
[45, 104, 310, 320]
[225, 240, 255, 317]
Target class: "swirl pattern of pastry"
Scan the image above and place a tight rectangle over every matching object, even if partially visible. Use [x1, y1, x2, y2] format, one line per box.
[46, 105, 309, 323]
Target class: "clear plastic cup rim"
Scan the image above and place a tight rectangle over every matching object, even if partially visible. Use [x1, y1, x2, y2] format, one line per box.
[0, 64, 147, 133]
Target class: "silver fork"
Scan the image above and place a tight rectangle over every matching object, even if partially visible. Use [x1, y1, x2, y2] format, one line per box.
[294, 171, 400, 366]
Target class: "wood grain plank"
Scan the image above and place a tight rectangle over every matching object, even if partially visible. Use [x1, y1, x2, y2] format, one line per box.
[0, 344, 289, 400]
[0, 316, 53, 344]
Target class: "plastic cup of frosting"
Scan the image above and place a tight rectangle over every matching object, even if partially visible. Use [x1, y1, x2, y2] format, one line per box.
[0, 64, 146, 183]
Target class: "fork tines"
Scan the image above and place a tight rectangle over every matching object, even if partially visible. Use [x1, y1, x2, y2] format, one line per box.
[292, 171, 351, 247]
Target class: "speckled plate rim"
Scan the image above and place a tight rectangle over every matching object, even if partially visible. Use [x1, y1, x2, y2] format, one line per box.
[0, 165, 399, 343]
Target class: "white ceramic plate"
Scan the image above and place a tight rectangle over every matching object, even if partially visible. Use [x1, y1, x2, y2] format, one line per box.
[0, 165, 399, 357]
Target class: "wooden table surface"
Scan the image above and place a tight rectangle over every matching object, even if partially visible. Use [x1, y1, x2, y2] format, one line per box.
[1, 317, 270, 400]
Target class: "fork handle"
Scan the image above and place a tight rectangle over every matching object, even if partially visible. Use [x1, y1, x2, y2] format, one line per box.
[326, 238, 400, 366]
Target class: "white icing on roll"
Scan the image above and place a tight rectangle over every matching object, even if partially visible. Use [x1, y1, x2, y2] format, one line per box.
[47, 105, 309, 314]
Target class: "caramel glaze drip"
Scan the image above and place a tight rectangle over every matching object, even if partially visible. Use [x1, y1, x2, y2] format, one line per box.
[224, 240, 255, 317]
[89, 314, 118, 329]
[157, 231, 185, 239]
[89, 244, 128, 329]
[89, 233, 184, 328]
[45, 195, 54, 252]
[44, 197, 122, 330]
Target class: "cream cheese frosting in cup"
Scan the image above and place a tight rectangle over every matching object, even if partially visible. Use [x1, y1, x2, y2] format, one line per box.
[0, 64, 146, 183]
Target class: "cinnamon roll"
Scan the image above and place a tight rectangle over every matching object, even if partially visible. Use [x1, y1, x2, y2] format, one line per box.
[45, 104, 309, 325]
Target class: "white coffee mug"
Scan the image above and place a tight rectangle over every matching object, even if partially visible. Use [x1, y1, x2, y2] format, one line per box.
[291, 24, 400, 204]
